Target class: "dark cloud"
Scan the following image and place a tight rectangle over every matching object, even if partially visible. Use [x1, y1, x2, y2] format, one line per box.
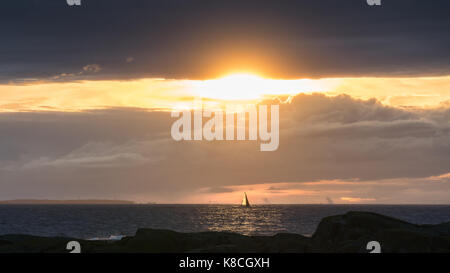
[1, 0, 449, 82]
[1, 93, 450, 202]
[205, 187, 235, 193]
[82, 64, 101, 73]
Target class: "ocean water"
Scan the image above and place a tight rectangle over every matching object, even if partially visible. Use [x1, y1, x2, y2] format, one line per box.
[0, 204, 449, 239]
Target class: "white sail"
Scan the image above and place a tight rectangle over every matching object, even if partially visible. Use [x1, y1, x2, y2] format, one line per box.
[241, 192, 250, 207]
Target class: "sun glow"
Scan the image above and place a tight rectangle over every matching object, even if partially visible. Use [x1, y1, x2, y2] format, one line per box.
[2, 75, 450, 112]
[193, 73, 329, 101]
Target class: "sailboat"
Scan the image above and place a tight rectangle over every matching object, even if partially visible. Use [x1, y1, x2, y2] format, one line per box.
[241, 192, 251, 207]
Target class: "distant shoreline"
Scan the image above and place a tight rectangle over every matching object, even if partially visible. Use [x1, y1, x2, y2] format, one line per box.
[0, 200, 448, 205]
[0, 199, 135, 205]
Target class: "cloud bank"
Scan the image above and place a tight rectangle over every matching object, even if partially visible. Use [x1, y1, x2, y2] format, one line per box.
[1, 0, 449, 82]
[0, 93, 449, 203]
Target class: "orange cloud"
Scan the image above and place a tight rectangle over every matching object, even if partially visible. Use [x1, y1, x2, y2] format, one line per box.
[340, 197, 376, 203]
[1, 76, 450, 112]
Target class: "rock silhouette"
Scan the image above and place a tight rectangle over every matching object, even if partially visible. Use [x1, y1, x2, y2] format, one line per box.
[0, 212, 448, 253]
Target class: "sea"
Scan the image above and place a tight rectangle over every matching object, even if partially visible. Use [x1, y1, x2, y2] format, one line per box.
[0, 204, 449, 239]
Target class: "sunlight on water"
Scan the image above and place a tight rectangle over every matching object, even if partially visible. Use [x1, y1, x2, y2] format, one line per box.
[0, 205, 449, 239]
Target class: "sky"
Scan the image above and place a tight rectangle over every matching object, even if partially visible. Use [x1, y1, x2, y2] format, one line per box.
[0, 0, 449, 204]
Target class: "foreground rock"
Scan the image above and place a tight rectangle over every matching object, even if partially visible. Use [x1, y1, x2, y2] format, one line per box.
[0, 211, 448, 253]
[311, 211, 450, 252]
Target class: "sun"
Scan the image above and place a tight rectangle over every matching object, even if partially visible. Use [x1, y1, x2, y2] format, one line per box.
[193, 73, 328, 101]
[194, 73, 268, 101]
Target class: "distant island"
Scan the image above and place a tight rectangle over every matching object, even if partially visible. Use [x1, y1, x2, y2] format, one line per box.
[0, 199, 135, 205]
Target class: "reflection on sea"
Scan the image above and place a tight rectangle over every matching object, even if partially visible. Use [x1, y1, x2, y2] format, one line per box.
[0, 204, 449, 239]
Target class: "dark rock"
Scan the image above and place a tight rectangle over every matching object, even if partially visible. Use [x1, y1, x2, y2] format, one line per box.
[0, 211, 448, 253]
[311, 211, 450, 253]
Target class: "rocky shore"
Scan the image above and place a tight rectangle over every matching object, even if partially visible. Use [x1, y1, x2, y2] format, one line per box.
[1, 211, 449, 253]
